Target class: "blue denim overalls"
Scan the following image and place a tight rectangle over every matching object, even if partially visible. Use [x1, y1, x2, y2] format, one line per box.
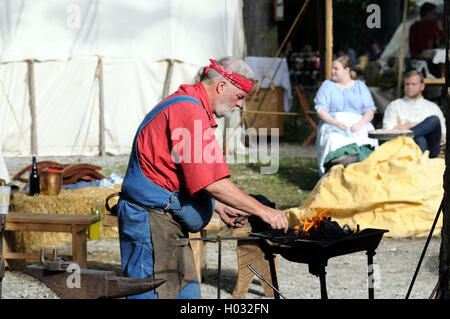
[118, 96, 215, 299]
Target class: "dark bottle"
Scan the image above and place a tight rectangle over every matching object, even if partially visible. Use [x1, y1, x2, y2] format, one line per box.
[28, 155, 41, 196]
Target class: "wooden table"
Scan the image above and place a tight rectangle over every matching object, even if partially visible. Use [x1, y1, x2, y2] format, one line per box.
[424, 78, 445, 86]
[368, 129, 414, 144]
[3, 212, 100, 268]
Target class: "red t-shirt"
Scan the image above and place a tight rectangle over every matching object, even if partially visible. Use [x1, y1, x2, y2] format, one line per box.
[137, 83, 230, 196]
[409, 20, 444, 57]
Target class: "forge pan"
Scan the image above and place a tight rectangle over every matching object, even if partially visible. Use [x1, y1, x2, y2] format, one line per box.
[249, 228, 389, 264]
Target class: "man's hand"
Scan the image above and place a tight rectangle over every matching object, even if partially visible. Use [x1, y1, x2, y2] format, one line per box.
[215, 200, 249, 228]
[394, 122, 418, 130]
[258, 207, 289, 232]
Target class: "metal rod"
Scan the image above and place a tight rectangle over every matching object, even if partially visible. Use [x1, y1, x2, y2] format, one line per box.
[187, 236, 261, 241]
[217, 235, 221, 299]
[405, 198, 444, 299]
[247, 264, 287, 299]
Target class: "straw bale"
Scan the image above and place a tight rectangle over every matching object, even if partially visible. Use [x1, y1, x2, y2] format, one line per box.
[9, 185, 121, 253]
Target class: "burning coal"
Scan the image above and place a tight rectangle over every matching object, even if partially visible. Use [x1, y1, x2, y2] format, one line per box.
[292, 210, 355, 241]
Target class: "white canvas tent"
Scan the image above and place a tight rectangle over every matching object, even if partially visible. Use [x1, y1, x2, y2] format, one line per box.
[0, 0, 246, 159]
[379, 0, 443, 66]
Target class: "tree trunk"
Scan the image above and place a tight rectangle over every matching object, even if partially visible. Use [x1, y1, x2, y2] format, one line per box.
[242, 0, 279, 57]
[437, 0, 450, 299]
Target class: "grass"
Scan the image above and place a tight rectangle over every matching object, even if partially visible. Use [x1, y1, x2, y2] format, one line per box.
[228, 157, 319, 210]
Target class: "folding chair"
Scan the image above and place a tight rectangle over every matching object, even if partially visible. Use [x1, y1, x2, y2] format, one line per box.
[295, 85, 318, 146]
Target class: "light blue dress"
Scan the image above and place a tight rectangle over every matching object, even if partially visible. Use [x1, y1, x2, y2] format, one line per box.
[313, 80, 378, 175]
[314, 79, 376, 114]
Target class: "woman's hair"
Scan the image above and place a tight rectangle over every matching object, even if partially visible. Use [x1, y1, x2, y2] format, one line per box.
[335, 55, 352, 70]
[334, 55, 356, 80]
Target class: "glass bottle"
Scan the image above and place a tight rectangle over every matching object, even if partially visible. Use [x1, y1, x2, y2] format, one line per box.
[28, 155, 40, 196]
[89, 200, 101, 239]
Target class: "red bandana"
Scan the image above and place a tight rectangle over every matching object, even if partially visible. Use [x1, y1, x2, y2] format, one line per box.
[204, 59, 255, 94]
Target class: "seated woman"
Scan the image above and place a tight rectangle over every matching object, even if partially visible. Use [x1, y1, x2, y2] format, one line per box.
[314, 55, 378, 175]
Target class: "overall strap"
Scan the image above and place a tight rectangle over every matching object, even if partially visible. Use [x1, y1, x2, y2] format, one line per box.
[137, 95, 201, 133]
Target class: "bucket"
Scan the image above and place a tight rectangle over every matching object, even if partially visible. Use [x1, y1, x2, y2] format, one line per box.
[40, 169, 63, 196]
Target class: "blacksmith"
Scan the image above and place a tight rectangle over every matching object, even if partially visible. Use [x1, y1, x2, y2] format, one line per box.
[117, 57, 289, 299]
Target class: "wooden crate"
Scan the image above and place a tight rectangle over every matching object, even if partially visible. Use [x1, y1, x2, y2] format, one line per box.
[245, 87, 284, 136]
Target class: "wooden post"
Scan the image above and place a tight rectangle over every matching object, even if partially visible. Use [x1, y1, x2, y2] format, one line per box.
[97, 57, 106, 157]
[162, 59, 174, 99]
[27, 60, 38, 156]
[437, 0, 450, 299]
[317, 0, 325, 81]
[325, 0, 333, 79]
[396, 0, 408, 98]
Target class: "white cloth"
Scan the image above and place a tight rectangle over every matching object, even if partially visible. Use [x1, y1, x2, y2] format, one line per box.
[0, 150, 9, 183]
[0, 0, 245, 65]
[422, 48, 446, 64]
[0, 0, 247, 156]
[316, 112, 378, 176]
[382, 96, 446, 137]
[244, 56, 292, 112]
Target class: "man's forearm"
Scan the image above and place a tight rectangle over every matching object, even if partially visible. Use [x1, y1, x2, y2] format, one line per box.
[204, 178, 266, 218]
[204, 177, 289, 231]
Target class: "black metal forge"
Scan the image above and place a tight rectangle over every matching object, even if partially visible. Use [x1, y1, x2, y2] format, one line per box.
[249, 227, 388, 299]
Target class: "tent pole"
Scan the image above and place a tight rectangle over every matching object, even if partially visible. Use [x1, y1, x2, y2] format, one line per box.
[397, 0, 408, 98]
[325, 0, 333, 79]
[27, 60, 38, 156]
[98, 56, 106, 157]
[162, 59, 174, 99]
[317, 0, 325, 81]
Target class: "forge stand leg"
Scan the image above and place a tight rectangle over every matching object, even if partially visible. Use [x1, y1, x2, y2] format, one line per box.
[318, 267, 328, 299]
[367, 250, 376, 299]
[265, 253, 280, 299]
[0, 215, 6, 299]
[309, 263, 328, 299]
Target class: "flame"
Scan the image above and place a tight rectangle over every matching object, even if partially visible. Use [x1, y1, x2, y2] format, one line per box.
[296, 209, 329, 235]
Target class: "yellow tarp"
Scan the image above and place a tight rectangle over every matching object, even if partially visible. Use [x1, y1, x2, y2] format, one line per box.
[285, 137, 444, 237]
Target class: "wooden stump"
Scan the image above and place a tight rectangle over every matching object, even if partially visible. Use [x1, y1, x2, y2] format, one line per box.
[232, 225, 279, 298]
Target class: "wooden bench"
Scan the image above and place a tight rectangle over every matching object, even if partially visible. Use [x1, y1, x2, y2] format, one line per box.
[3, 212, 100, 269]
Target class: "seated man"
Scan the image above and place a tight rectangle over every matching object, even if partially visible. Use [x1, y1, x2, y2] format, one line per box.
[382, 70, 445, 158]
[409, 2, 444, 60]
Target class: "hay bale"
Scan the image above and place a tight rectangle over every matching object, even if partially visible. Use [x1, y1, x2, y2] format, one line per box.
[10, 185, 121, 253]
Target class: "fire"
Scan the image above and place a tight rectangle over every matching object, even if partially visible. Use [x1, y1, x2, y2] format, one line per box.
[294, 209, 329, 237]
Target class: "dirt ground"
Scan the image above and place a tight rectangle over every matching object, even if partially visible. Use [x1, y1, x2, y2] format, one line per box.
[0, 144, 445, 299]
[1, 233, 441, 299]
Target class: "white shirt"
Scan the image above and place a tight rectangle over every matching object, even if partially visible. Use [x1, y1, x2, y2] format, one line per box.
[382, 96, 446, 136]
